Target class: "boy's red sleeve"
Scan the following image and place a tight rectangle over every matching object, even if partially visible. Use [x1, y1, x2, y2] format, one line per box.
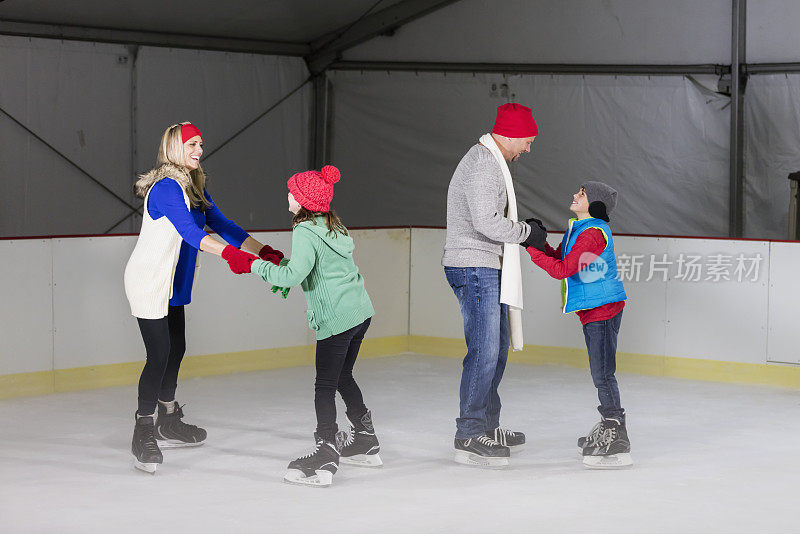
[526, 229, 606, 280]
[543, 242, 561, 258]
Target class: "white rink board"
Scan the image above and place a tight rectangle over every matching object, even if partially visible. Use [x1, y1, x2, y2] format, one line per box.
[663, 239, 769, 364]
[410, 229, 780, 366]
[0, 239, 54, 375]
[3, 228, 412, 375]
[52, 236, 143, 370]
[767, 241, 800, 364]
[348, 228, 410, 340]
[409, 228, 463, 339]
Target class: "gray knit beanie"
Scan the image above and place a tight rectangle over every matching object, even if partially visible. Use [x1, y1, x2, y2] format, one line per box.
[581, 181, 618, 222]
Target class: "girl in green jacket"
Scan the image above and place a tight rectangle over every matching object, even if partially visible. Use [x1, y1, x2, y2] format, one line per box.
[223, 165, 379, 487]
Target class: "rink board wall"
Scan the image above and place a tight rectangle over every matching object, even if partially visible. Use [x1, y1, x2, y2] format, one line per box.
[0, 229, 410, 398]
[2, 228, 800, 398]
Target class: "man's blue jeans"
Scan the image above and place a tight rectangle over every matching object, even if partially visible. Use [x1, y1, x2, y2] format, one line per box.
[582, 310, 625, 422]
[444, 267, 509, 439]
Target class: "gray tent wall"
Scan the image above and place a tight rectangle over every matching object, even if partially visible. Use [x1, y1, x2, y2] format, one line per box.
[321, 0, 800, 239]
[0, 36, 311, 237]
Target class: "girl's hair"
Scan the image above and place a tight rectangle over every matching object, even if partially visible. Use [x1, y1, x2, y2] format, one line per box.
[152, 122, 211, 211]
[292, 208, 348, 237]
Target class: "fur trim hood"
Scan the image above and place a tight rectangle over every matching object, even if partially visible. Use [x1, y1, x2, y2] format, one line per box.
[134, 163, 194, 199]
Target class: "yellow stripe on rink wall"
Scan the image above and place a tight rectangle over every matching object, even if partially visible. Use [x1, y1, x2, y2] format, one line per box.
[3, 335, 800, 400]
[0, 336, 410, 400]
[407, 336, 800, 389]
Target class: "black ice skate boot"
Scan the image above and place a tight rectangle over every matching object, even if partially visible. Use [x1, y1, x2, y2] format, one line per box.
[487, 427, 526, 453]
[340, 410, 382, 467]
[155, 401, 207, 448]
[284, 432, 346, 487]
[582, 418, 632, 469]
[454, 435, 510, 468]
[132, 413, 163, 474]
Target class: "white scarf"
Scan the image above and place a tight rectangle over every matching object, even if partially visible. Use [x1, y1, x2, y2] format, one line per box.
[479, 133, 524, 351]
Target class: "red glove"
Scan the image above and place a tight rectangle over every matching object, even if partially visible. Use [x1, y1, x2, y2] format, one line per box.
[259, 244, 284, 262]
[221, 245, 259, 274]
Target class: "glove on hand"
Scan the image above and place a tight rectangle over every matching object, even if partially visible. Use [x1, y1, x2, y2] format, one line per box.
[271, 285, 290, 299]
[521, 220, 548, 251]
[259, 244, 284, 262]
[221, 245, 259, 274]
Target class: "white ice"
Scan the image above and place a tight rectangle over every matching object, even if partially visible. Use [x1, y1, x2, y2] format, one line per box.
[1, 353, 798, 534]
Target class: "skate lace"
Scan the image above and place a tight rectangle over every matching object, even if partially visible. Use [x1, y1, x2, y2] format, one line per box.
[496, 427, 517, 438]
[596, 427, 617, 447]
[171, 404, 200, 432]
[343, 431, 356, 448]
[297, 441, 323, 460]
[141, 426, 160, 454]
[584, 422, 603, 445]
[475, 435, 500, 446]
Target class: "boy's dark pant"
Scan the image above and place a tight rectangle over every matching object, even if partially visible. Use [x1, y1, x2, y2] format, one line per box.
[314, 318, 371, 442]
[581, 310, 625, 422]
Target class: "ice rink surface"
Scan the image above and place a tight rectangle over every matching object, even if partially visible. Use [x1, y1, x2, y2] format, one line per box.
[2, 353, 798, 534]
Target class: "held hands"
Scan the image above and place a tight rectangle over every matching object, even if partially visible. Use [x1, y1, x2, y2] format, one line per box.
[522, 217, 548, 251]
[221, 245, 259, 274]
[258, 244, 284, 266]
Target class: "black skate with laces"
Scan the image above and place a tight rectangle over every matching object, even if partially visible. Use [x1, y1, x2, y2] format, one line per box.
[581, 417, 633, 469]
[284, 432, 346, 487]
[454, 435, 510, 467]
[340, 410, 382, 467]
[155, 402, 207, 448]
[132, 414, 163, 474]
[487, 427, 526, 453]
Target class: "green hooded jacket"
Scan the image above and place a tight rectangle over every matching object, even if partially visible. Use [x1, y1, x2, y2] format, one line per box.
[251, 217, 374, 340]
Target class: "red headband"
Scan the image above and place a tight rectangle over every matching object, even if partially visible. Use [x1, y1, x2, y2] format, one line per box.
[180, 123, 202, 143]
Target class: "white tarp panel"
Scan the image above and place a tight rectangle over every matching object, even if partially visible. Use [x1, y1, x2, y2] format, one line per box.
[0, 37, 134, 237]
[133, 48, 311, 234]
[330, 70, 730, 236]
[345, 0, 730, 64]
[744, 74, 800, 240]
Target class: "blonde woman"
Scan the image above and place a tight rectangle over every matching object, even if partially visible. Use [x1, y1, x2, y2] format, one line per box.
[123, 122, 282, 473]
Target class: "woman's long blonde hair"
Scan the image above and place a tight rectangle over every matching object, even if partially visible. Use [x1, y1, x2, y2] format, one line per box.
[134, 121, 211, 211]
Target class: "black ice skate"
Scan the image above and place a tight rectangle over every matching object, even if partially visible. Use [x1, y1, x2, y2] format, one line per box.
[155, 402, 207, 448]
[488, 427, 526, 453]
[132, 414, 163, 474]
[581, 418, 633, 469]
[454, 435, 510, 467]
[340, 410, 382, 467]
[284, 432, 345, 487]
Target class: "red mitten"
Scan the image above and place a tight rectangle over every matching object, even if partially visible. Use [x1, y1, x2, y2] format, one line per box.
[259, 244, 284, 262]
[221, 245, 259, 274]
[263, 253, 282, 266]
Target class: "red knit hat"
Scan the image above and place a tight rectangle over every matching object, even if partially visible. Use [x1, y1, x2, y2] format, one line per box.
[287, 165, 341, 212]
[492, 103, 538, 138]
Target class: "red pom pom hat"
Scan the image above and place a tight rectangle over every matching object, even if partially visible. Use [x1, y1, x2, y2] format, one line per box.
[287, 165, 341, 212]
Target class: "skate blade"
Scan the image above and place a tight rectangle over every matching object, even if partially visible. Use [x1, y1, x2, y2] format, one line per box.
[340, 453, 383, 467]
[133, 459, 159, 474]
[454, 450, 509, 468]
[157, 439, 205, 449]
[582, 453, 633, 469]
[283, 469, 334, 487]
[508, 444, 525, 454]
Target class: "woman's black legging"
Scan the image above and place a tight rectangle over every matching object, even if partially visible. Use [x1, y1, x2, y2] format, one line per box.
[314, 318, 371, 442]
[136, 305, 186, 415]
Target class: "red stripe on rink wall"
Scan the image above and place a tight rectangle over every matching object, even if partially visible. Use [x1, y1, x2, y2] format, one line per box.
[0, 226, 798, 244]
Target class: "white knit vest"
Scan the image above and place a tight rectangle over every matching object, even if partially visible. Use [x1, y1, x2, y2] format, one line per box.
[124, 179, 191, 319]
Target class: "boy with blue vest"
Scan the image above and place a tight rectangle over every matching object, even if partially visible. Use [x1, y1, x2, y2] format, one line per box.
[522, 181, 632, 469]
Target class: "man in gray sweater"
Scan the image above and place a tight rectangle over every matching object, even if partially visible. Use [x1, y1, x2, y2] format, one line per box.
[443, 103, 539, 467]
